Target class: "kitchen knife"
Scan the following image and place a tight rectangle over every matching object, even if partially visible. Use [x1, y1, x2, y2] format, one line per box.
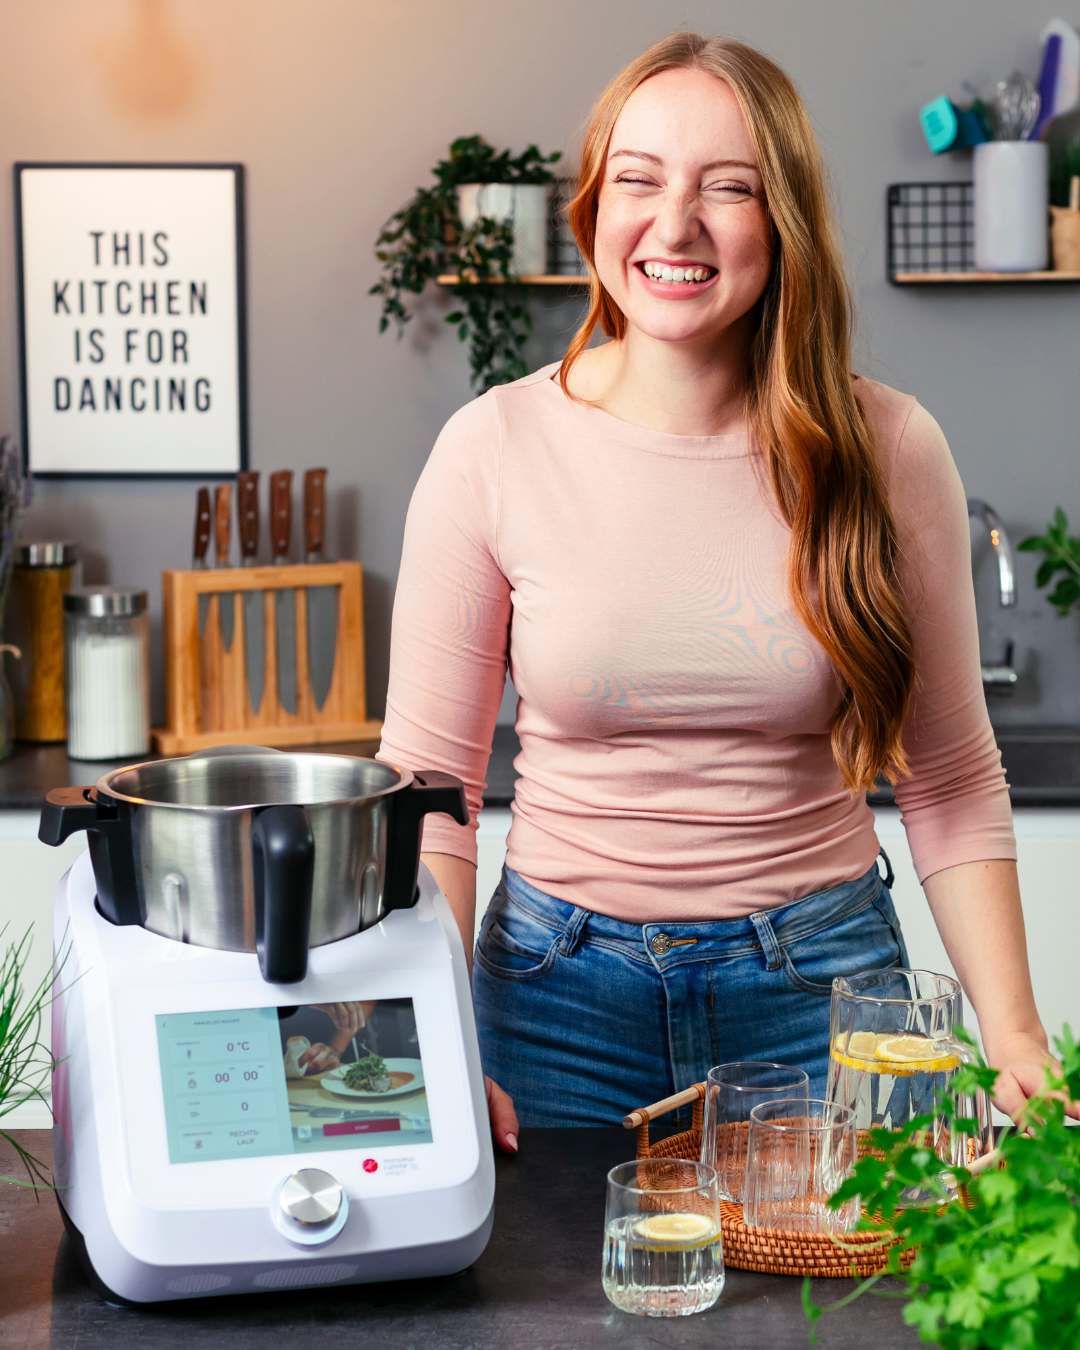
[271, 470, 297, 715]
[214, 484, 235, 652]
[193, 487, 212, 638]
[303, 468, 337, 711]
[237, 471, 265, 715]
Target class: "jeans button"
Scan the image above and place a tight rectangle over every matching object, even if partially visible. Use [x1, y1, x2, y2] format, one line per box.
[650, 932, 672, 956]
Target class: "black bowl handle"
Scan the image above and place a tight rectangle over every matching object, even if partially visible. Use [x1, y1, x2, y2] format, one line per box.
[38, 787, 142, 926]
[383, 770, 468, 913]
[252, 804, 314, 984]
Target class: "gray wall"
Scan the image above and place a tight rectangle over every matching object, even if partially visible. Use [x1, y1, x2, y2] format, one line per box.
[1, 0, 1077, 728]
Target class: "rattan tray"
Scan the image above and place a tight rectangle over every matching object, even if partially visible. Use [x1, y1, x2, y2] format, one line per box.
[630, 1085, 910, 1278]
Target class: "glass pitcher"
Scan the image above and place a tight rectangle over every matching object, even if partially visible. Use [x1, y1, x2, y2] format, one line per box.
[826, 969, 994, 1204]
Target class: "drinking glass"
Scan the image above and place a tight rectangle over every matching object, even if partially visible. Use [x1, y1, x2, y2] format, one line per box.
[699, 1062, 810, 1201]
[602, 1159, 725, 1317]
[827, 968, 994, 1204]
[743, 1099, 859, 1234]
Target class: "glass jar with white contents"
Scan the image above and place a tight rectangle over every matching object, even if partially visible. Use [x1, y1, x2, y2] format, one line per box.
[64, 587, 150, 761]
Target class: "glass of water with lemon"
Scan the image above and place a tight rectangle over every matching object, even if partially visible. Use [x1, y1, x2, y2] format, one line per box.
[827, 969, 994, 1203]
[603, 1159, 724, 1316]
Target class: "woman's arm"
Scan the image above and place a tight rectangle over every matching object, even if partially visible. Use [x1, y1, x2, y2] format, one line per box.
[875, 392, 1055, 1113]
[922, 859, 1067, 1119]
[422, 851, 477, 967]
[422, 850, 519, 1152]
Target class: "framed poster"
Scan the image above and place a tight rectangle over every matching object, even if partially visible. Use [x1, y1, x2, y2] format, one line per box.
[15, 163, 247, 478]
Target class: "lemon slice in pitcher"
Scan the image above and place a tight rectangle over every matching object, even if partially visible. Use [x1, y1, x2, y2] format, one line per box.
[632, 1213, 718, 1248]
[874, 1034, 960, 1075]
[831, 1031, 960, 1075]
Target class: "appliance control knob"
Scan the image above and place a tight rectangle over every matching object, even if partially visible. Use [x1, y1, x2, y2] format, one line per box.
[279, 1169, 343, 1227]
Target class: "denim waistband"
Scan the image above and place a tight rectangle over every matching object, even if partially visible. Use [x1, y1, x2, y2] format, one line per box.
[499, 862, 889, 967]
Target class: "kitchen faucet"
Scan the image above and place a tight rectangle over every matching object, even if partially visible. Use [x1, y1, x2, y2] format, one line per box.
[967, 498, 1018, 692]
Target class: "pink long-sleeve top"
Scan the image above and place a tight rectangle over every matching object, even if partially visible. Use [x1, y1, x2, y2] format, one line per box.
[377, 364, 1015, 922]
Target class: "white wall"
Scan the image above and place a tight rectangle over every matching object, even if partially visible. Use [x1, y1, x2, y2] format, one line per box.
[2, 1, 1078, 726]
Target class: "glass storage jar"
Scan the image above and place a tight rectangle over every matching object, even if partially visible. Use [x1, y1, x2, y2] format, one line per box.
[6, 541, 79, 742]
[64, 587, 150, 761]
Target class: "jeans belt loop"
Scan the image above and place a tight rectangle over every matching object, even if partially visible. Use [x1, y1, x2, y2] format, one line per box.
[559, 906, 589, 958]
[750, 910, 784, 971]
[877, 847, 895, 890]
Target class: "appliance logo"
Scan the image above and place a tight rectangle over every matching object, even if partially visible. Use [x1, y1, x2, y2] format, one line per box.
[362, 1158, 378, 1174]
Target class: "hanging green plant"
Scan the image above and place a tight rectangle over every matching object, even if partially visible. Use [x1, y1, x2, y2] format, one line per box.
[370, 135, 561, 392]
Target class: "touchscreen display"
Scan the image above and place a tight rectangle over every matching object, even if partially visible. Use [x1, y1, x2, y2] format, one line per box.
[155, 998, 432, 1164]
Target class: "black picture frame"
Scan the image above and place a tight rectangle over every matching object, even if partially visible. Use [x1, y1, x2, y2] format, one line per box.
[14, 161, 248, 479]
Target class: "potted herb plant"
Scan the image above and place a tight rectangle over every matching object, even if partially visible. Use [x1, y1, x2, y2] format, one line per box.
[1019, 508, 1080, 617]
[1, 928, 63, 1188]
[804, 1027, 1080, 1349]
[371, 135, 561, 391]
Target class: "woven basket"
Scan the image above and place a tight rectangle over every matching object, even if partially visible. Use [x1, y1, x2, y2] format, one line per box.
[632, 1086, 910, 1278]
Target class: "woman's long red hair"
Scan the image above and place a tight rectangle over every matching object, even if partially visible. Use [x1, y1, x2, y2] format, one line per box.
[560, 32, 914, 791]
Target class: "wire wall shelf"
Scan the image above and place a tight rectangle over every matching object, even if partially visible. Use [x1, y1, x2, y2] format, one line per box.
[887, 181, 1080, 284]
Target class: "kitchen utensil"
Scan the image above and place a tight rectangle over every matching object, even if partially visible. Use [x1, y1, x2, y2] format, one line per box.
[699, 1062, 809, 1202]
[743, 1099, 859, 1235]
[303, 468, 337, 712]
[40, 747, 468, 979]
[974, 140, 1049, 271]
[64, 587, 150, 761]
[193, 487, 212, 638]
[1040, 20, 1080, 124]
[214, 484, 235, 653]
[44, 836, 493, 1303]
[602, 1159, 724, 1317]
[5, 540, 78, 741]
[237, 471, 265, 715]
[991, 70, 1040, 141]
[271, 471, 297, 715]
[826, 968, 994, 1205]
[919, 95, 989, 154]
[1031, 32, 1063, 140]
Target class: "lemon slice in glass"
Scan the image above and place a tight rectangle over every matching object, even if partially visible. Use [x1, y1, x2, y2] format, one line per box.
[874, 1034, 960, 1075]
[632, 1212, 718, 1248]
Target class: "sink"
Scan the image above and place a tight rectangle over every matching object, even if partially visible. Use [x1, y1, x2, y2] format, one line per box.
[870, 726, 1080, 807]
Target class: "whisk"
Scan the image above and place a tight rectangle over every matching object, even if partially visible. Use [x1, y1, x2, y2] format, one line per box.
[992, 71, 1041, 140]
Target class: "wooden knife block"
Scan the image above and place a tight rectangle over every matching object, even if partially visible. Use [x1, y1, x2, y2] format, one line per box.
[153, 561, 382, 755]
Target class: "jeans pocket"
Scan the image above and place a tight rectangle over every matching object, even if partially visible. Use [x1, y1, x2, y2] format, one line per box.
[474, 891, 560, 982]
[780, 889, 906, 996]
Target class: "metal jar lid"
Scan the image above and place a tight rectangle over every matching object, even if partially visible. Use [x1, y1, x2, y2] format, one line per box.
[15, 541, 79, 568]
[63, 586, 148, 618]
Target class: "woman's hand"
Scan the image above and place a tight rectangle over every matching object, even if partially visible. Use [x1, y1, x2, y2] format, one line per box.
[985, 1029, 1079, 1123]
[486, 1077, 519, 1154]
[310, 1001, 376, 1036]
[299, 1042, 342, 1074]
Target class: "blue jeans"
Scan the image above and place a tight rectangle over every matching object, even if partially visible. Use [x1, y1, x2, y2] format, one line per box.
[472, 858, 908, 1126]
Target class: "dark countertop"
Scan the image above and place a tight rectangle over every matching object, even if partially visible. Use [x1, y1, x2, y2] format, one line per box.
[1, 721, 1077, 812]
[0, 1127, 918, 1350]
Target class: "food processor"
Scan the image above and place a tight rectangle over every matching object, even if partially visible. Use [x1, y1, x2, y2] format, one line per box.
[40, 747, 495, 1304]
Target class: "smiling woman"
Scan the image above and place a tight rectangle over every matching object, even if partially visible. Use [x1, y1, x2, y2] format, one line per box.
[378, 33, 1056, 1149]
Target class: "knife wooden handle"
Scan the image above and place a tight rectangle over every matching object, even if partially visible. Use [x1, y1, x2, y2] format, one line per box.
[214, 484, 232, 565]
[237, 471, 260, 561]
[304, 468, 327, 558]
[193, 487, 211, 565]
[270, 470, 293, 560]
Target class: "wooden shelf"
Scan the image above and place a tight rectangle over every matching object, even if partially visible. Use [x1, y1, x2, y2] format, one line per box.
[436, 273, 588, 286]
[893, 270, 1080, 284]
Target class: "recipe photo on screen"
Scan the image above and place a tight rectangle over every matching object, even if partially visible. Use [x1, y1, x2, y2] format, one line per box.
[156, 998, 432, 1164]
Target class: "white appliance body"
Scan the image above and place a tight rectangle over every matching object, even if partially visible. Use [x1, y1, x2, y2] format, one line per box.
[52, 850, 494, 1303]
